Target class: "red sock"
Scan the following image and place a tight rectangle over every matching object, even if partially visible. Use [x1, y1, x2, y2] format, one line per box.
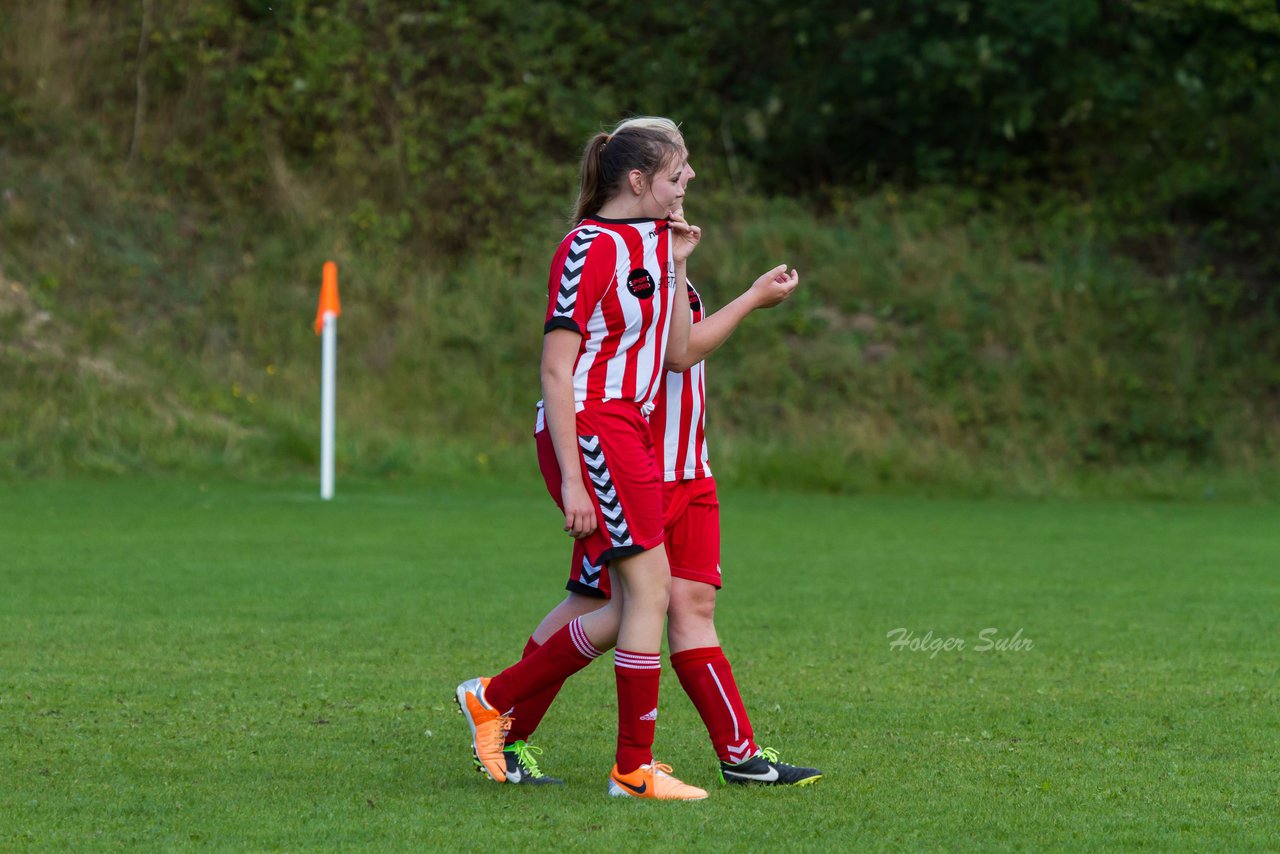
[505, 636, 567, 745]
[485, 618, 601, 713]
[614, 649, 661, 774]
[670, 646, 757, 764]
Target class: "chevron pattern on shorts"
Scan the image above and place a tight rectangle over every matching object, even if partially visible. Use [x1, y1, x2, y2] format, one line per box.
[554, 227, 600, 317]
[578, 434, 633, 548]
[578, 555, 603, 588]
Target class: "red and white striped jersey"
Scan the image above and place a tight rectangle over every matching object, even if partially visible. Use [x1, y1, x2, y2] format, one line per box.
[650, 281, 712, 482]
[543, 217, 676, 416]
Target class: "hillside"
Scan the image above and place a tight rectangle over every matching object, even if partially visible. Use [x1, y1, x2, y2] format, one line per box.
[1, 2, 1277, 495]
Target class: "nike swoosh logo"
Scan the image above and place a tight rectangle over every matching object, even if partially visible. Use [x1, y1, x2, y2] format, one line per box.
[616, 778, 647, 795]
[726, 766, 779, 782]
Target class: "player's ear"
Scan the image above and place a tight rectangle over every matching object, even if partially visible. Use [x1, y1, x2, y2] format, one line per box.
[627, 169, 646, 196]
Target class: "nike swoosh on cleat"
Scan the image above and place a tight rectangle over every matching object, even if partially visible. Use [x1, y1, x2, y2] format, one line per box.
[615, 778, 647, 796]
[725, 766, 780, 783]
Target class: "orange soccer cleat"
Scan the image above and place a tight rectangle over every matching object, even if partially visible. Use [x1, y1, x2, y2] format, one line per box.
[607, 762, 708, 801]
[455, 677, 512, 783]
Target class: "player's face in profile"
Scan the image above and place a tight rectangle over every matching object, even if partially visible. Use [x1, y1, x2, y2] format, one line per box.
[644, 153, 692, 219]
[679, 157, 696, 192]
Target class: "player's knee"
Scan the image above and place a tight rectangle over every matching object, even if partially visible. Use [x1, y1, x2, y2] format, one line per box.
[630, 569, 671, 613]
[614, 548, 672, 611]
[670, 582, 716, 625]
[641, 572, 672, 610]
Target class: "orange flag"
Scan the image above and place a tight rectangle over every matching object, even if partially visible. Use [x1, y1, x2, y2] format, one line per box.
[314, 261, 341, 334]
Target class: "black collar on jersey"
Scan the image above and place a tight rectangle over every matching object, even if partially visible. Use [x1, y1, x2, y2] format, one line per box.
[583, 215, 667, 225]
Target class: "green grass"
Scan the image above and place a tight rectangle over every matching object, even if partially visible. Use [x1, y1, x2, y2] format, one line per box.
[3, 479, 1277, 850]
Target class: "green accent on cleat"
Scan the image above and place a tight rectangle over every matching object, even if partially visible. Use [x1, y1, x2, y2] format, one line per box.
[720, 747, 823, 787]
[505, 740, 562, 785]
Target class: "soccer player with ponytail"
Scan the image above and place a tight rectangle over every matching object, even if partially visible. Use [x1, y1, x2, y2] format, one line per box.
[456, 122, 709, 800]
[460, 118, 819, 793]
[495, 118, 822, 789]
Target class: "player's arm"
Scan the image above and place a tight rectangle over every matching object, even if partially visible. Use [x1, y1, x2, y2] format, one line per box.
[666, 264, 800, 373]
[541, 328, 596, 539]
[662, 211, 700, 372]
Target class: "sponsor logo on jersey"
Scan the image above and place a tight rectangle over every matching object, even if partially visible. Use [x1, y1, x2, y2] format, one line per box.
[627, 268, 656, 299]
[688, 283, 701, 311]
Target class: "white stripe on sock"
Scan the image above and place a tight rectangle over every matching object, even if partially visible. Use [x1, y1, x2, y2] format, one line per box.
[614, 651, 661, 670]
[569, 618, 602, 660]
[706, 662, 741, 741]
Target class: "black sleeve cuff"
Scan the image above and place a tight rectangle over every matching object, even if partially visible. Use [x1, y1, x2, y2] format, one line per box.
[544, 317, 582, 335]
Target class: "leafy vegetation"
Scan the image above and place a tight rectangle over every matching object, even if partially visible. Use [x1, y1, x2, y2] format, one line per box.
[0, 1, 1276, 492]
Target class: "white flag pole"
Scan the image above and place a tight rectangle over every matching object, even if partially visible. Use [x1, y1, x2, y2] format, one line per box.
[320, 311, 337, 500]
[315, 261, 341, 501]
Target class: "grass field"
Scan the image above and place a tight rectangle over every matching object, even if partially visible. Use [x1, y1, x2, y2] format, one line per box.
[2, 478, 1277, 850]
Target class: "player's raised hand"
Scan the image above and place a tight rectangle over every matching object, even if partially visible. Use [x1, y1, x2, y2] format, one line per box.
[748, 264, 800, 309]
[668, 209, 701, 263]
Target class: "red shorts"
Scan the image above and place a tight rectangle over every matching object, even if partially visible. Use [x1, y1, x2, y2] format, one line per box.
[535, 399, 664, 566]
[567, 476, 722, 599]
